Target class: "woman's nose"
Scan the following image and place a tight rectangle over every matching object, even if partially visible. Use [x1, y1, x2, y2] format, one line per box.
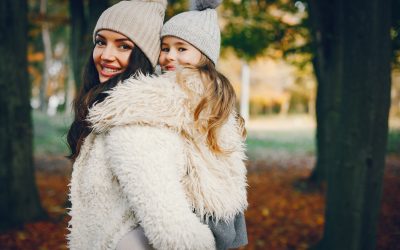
[100, 45, 116, 61]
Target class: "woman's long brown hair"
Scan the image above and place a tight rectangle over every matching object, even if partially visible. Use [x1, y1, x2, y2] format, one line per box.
[67, 47, 153, 161]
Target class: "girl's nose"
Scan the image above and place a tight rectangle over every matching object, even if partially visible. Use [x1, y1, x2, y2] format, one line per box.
[166, 50, 176, 61]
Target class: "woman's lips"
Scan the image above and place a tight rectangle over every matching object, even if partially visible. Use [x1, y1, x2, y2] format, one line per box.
[100, 64, 121, 77]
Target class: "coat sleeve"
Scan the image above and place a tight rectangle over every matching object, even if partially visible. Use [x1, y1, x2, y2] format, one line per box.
[207, 212, 248, 250]
[104, 125, 216, 250]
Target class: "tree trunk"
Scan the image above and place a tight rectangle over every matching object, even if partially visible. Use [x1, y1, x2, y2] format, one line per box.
[307, 0, 341, 184]
[65, 54, 75, 114]
[69, 0, 108, 89]
[317, 0, 392, 249]
[0, 0, 45, 230]
[69, 0, 86, 90]
[40, 0, 52, 113]
[279, 94, 290, 116]
[88, 0, 108, 37]
[240, 60, 250, 123]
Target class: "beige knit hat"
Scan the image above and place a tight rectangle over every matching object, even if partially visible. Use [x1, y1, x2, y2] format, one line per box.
[161, 0, 221, 65]
[93, 0, 167, 67]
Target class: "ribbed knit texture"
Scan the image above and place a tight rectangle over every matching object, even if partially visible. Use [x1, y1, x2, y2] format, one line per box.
[161, 8, 221, 65]
[93, 0, 167, 67]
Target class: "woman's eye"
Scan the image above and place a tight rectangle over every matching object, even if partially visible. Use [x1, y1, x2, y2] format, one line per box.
[95, 39, 105, 46]
[119, 44, 132, 50]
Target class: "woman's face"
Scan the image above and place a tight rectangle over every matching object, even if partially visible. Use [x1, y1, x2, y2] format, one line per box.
[159, 36, 202, 71]
[93, 30, 134, 83]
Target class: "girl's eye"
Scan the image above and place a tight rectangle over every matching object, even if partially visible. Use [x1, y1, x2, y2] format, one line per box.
[95, 39, 106, 46]
[178, 47, 187, 52]
[161, 47, 170, 52]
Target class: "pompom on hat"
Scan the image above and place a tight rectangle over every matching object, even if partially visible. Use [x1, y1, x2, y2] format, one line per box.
[93, 0, 167, 67]
[161, 0, 222, 65]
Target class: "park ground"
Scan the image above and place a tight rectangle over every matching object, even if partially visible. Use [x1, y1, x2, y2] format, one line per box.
[0, 113, 399, 250]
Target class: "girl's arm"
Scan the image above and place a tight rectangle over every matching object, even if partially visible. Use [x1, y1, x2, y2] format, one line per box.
[105, 125, 215, 250]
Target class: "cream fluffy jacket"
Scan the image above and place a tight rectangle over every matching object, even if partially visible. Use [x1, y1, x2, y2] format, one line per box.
[67, 69, 248, 250]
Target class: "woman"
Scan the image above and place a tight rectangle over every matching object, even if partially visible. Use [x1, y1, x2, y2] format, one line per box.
[67, 1, 214, 249]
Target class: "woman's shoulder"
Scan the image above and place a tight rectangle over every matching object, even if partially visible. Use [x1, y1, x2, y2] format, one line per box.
[87, 73, 191, 134]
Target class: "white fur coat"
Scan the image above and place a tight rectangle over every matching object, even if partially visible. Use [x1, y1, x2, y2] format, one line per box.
[67, 69, 248, 250]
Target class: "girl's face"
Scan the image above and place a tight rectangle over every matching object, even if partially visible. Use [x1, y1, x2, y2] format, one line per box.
[159, 36, 202, 71]
[93, 30, 134, 83]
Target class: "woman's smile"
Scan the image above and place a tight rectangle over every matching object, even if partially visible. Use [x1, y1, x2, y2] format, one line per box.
[100, 63, 122, 77]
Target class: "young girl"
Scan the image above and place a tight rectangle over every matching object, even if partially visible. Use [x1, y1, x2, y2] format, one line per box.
[159, 1, 249, 249]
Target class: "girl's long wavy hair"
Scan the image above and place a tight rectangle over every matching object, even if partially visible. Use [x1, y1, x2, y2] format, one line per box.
[184, 55, 247, 154]
[67, 46, 153, 161]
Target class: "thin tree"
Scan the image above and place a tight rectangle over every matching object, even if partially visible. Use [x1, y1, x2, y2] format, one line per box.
[221, 0, 307, 121]
[0, 0, 45, 230]
[39, 0, 53, 113]
[69, 0, 108, 90]
[222, 0, 278, 121]
[69, 0, 86, 90]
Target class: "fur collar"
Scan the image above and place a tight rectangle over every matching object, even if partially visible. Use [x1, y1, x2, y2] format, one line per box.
[88, 69, 248, 221]
[88, 71, 190, 134]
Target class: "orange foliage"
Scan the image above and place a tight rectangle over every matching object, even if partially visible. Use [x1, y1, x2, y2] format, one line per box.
[0, 157, 399, 250]
[243, 163, 324, 250]
[28, 52, 44, 62]
[0, 172, 69, 250]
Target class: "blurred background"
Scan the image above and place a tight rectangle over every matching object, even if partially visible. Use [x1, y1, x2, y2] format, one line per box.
[0, 0, 399, 249]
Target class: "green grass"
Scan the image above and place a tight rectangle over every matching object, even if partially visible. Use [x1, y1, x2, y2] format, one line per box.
[246, 128, 400, 160]
[33, 110, 72, 156]
[387, 129, 400, 154]
[32, 111, 400, 159]
[247, 130, 314, 153]
[246, 129, 315, 160]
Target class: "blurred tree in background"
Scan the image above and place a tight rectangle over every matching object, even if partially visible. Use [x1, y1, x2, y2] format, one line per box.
[305, 0, 337, 186]
[221, 0, 309, 121]
[166, 0, 188, 20]
[28, 0, 70, 113]
[220, 1, 395, 249]
[69, 0, 108, 90]
[0, 0, 45, 230]
[308, 0, 400, 184]
[219, 0, 398, 191]
[28, 0, 108, 114]
[306, 1, 392, 249]
[222, 0, 308, 61]
[393, 0, 400, 66]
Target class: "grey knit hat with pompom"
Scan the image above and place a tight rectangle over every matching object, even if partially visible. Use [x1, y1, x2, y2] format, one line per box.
[161, 0, 222, 65]
[93, 0, 167, 67]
